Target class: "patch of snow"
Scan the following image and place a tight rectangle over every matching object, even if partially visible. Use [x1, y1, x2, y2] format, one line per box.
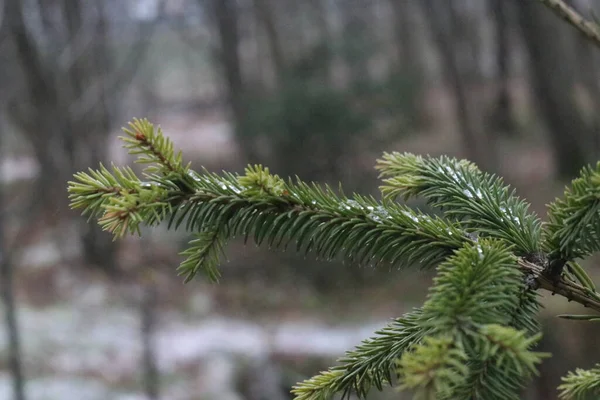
[0, 157, 39, 184]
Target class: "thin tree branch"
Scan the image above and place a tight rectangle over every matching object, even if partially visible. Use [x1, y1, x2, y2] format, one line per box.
[68, 5, 161, 119]
[537, 0, 600, 49]
[518, 258, 600, 314]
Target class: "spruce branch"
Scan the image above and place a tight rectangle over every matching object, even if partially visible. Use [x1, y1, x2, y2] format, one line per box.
[446, 325, 549, 400]
[559, 363, 600, 400]
[475, 325, 548, 378]
[295, 242, 544, 400]
[453, 358, 524, 400]
[419, 240, 524, 331]
[545, 162, 600, 262]
[397, 336, 469, 400]
[292, 309, 428, 400]
[121, 118, 189, 176]
[68, 119, 600, 400]
[70, 151, 470, 283]
[396, 241, 547, 400]
[178, 228, 228, 283]
[68, 163, 172, 237]
[537, 0, 600, 50]
[376, 152, 600, 315]
[516, 258, 600, 314]
[159, 166, 471, 282]
[376, 152, 542, 256]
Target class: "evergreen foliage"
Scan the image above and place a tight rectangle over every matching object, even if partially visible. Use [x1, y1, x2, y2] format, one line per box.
[376, 152, 542, 256]
[559, 363, 600, 399]
[69, 119, 600, 399]
[545, 162, 600, 261]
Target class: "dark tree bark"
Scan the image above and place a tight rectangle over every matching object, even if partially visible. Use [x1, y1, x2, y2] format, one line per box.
[340, 0, 372, 87]
[516, 0, 593, 178]
[253, 0, 285, 84]
[420, 0, 496, 171]
[489, 0, 515, 134]
[389, 0, 420, 72]
[570, 0, 600, 158]
[0, 193, 26, 400]
[0, 92, 26, 400]
[0, 229, 26, 400]
[141, 276, 160, 400]
[207, 0, 258, 163]
[307, 0, 333, 83]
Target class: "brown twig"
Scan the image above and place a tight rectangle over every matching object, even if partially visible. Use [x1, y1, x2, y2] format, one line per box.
[537, 0, 600, 49]
[518, 258, 600, 314]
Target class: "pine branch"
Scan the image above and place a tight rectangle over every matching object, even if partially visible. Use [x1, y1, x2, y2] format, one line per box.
[537, 0, 600, 50]
[397, 336, 469, 400]
[292, 310, 428, 400]
[68, 163, 142, 220]
[559, 363, 600, 400]
[449, 325, 548, 400]
[121, 118, 189, 176]
[68, 164, 173, 237]
[509, 287, 541, 334]
[419, 240, 524, 331]
[453, 358, 525, 400]
[178, 227, 228, 283]
[376, 152, 542, 256]
[70, 162, 469, 282]
[474, 325, 548, 378]
[397, 241, 547, 400]
[517, 259, 600, 314]
[163, 166, 471, 281]
[295, 242, 544, 400]
[375, 153, 600, 316]
[545, 162, 600, 262]
[68, 119, 600, 400]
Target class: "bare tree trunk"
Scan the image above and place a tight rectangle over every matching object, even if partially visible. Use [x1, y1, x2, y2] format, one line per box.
[570, 0, 600, 158]
[516, 0, 592, 178]
[489, 0, 515, 134]
[6, 0, 119, 271]
[207, 0, 258, 164]
[420, 0, 496, 171]
[78, 1, 118, 270]
[0, 125, 26, 400]
[141, 274, 160, 400]
[389, 0, 420, 71]
[0, 241, 26, 400]
[7, 0, 155, 272]
[340, 0, 372, 88]
[307, 0, 333, 83]
[253, 0, 285, 84]
[6, 0, 68, 215]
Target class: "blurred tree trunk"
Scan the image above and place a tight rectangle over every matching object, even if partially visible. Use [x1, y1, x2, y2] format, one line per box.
[420, 0, 496, 171]
[389, 0, 421, 73]
[6, 0, 152, 272]
[141, 272, 160, 400]
[340, 0, 372, 88]
[0, 129, 26, 400]
[65, 0, 118, 270]
[253, 0, 285, 84]
[571, 0, 600, 158]
[207, 0, 259, 163]
[516, 0, 593, 178]
[0, 233, 26, 400]
[307, 0, 333, 83]
[6, 0, 68, 216]
[489, 0, 515, 134]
